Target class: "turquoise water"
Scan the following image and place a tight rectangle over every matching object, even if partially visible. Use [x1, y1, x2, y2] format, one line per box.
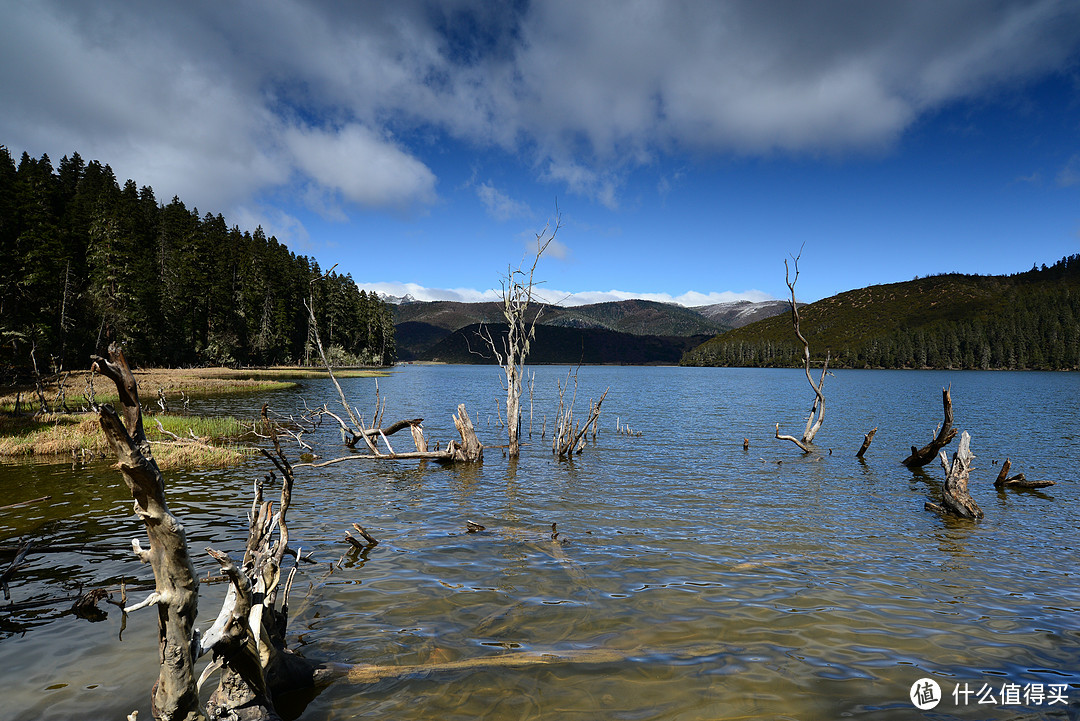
[1, 366, 1078, 719]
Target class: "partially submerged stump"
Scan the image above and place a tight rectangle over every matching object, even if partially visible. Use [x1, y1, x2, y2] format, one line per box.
[92, 344, 203, 721]
[856, 427, 878, 458]
[903, 386, 957, 468]
[925, 431, 983, 519]
[994, 458, 1055, 489]
[94, 344, 325, 721]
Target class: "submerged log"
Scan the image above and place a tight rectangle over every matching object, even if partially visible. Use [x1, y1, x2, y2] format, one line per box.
[903, 386, 957, 468]
[994, 458, 1055, 489]
[925, 431, 983, 519]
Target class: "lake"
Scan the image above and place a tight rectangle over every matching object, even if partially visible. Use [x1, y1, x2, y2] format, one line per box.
[1, 365, 1078, 720]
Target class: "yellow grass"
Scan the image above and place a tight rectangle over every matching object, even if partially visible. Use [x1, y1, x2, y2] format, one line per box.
[0, 412, 256, 469]
[0, 366, 390, 413]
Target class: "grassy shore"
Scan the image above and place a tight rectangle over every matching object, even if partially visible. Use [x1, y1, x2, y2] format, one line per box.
[0, 412, 257, 469]
[0, 366, 388, 467]
[0, 365, 390, 413]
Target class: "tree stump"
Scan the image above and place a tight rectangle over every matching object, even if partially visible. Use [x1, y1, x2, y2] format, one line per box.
[925, 431, 983, 519]
[903, 386, 957, 468]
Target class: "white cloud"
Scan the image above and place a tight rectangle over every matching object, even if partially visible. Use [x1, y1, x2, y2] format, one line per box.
[285, 124, 437, 210]
[4, 1, 1080, 213]
[477, 182, 533, 221]
[357, 281, 773, 307]
[230, 205, 312, 251]
[542, 161, 620, 209]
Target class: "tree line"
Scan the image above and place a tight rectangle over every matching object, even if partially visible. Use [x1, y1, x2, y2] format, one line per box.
[682, 255, 1080, 371]
[0, 146, 395, 379]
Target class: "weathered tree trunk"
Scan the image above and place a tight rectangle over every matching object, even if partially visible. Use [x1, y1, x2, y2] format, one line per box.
[902, 386, 957, 468]
[300, 404, 482, 466]
[925, 431, 983, 519]
[994, 458, 1055, 489]
[774, 253, 828, 451]
[92, 344, 204, 721]
[856, 427, 878, 458]
[481, 210, 561, 458]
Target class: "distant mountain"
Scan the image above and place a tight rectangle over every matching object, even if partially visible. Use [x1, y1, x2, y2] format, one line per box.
[422, 323, 713, 365]
[682, 255, 1080, 370]
[378, 293, 419, 305]
[392, 298, 730, 362]
[693, 299, 791, 328]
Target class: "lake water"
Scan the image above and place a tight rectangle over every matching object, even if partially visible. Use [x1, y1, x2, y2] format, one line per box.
[1, 365, 1078, 720]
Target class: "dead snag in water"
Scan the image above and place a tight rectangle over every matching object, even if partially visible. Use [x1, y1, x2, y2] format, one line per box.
[775, 423, 811, 453]
[479, 206, 561, 459]
[856, 427, 878, 458]
[91, 343, 203, 721]
[994, 458, 1055, 489]
[345, 523, 378, 548]
[925, 431, 983, 519]
[902, 386, 957, 468]
[96, 346, 325, 720]
[552, 368, 609, 458]
[774, 251, 828, 452]
[297, 404, 483, 466]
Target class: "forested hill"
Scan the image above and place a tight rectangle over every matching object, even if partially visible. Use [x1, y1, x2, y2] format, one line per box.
[681, 256, 1080, 370]
[0, 147, 395, 376]
[392, 298, 729, 361]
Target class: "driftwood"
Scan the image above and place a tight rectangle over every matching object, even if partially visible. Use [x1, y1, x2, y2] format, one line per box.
[902, 386, 957, 468]
[925, 431, 983, 519]
[345, 523, 378, 549]
[0, 495, 52, 511]
[994, 458, 1055, 489]
[297, 404, 483, 467]
[774, 252, 828, 451]
[94, 345, 328, 721]
[91, 343, 203, 721]
[856, 427, 878, 458]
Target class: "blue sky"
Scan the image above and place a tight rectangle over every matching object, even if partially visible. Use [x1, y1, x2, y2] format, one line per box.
[4, 1, 1080, 304]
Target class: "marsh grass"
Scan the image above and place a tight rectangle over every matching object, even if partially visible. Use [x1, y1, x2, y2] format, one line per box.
[0, 366, 389, 413]
[0, 412, 256, 469]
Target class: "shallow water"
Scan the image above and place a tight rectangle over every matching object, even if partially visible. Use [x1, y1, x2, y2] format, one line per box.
[1, 366, 1078, 720]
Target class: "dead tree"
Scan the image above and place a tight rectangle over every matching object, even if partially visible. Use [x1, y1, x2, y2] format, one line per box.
[94, 345, 324, 721]
[298, 404, 483, 466]
[902, 386, 957, 468]
[92, 344, 203, 721]
[774, 252, 828, 452]
[994, 458, 1055, 489]
[480, 209, 561, 458]
[551, 369, 608, 458]
[925, 431, 983, 519]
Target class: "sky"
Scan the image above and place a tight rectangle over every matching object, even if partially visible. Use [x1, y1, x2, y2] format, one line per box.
[4, 1, 1080, 305]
